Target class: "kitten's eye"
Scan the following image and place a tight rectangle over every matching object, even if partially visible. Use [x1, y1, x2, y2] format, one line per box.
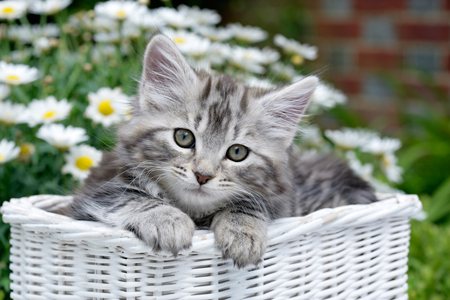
[174, 129, 195, 148]
[226, 144, 249, 162]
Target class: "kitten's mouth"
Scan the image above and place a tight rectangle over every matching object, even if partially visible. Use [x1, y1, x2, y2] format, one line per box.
[188, 187, 209, 196]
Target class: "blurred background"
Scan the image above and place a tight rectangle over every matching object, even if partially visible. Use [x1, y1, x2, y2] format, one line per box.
[1, 0, 449, 299]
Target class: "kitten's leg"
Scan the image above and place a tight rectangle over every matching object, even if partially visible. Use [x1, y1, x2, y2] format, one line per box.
[211, 206, 268, 269]
[70, 183, 195, 255]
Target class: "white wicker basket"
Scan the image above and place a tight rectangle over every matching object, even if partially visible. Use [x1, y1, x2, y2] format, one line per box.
[1, 194, 421, 300]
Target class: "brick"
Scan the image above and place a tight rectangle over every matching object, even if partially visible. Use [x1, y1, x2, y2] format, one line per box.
[332, 75, 361, 95]
[355, 0, 405, 10]
[317, 20, 360, 38]
[399, 23, 450, 41]
[358, 50, 401, 69]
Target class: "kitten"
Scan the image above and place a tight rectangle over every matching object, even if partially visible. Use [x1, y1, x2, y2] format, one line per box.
[69, 35, 376, 268]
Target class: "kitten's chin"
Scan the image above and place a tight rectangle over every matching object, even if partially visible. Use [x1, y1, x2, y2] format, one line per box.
[173, 185, 227, 216]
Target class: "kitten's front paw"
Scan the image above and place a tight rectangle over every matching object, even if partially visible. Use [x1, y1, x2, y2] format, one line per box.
[214, 222, 267, 269]
[137, 205, 195, 256]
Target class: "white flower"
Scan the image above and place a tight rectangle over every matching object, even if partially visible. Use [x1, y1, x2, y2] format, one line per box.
[244, 76, 277, 89]
[10, 49, 32, 63]
[93, 16, 119, 32]
[8, 24, 60, 44]
[178, 5, 221, 26]
[62, 145, 103, 180]
[0, 84, 11, 100]
[94, 31, 120, 43]
[33, 37, 52, 56]
[94, 1, 147, 21]
[227, 23, 268, 43]
[346, 151, 374, 182]
[37, 124, 89, 151]
[29, 0, 72, 15]
[90, 44, 117, 63]
[193, 26, 233, 42]
[227, 46, 275, 74]
[127, 11, 166, 30]
[381, 152, 403, 183]
[26, 96, 73, 127]
[271, 62, 296, 81]
[325, 127, 379, 150]
[310, 83, 347, 110]
[0, 139, 20, 165]
[274, 34, 318, 61]
[369, 177, 404, 194]
[163, 29, 210, 57]
[0, 1, 28, 20]
[360, 136, 402, 155]
[208, 42, 231, 66]
[85, 87, 130, 127]
[0, 62, 40, 86]
[154, 7, 196, 29]
[0, 101, 27, 125]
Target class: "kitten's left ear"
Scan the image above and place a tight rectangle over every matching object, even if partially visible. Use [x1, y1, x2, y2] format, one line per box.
[261, 76, 318, 143]
[139, 34, 198, 111]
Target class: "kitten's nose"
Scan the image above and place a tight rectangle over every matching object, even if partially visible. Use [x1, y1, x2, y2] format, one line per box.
[194, 172, 212, 185]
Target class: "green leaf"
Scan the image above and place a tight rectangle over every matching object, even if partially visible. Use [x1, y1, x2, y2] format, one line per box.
[427, 177, 450, 223]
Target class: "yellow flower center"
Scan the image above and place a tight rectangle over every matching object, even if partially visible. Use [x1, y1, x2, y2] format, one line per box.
[116, 10, 126, 18]
[19, 143, 35, 161]
[2, 7, 15, 14]
[43, 111, 56, 119]
[0, 154, 4, 161]
[76, 156, 93, 171]
[174, 37, 185, 44]
[98, 100, 114, 116]
[291, 54, 304, 66]
[6, 75, 20, 82]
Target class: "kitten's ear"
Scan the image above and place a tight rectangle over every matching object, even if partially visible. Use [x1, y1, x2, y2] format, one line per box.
[261, 76, 318, 144]
[139, 34, 198, 111]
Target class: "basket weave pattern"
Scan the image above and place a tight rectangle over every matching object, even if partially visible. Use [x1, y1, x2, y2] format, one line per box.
[1, 194, 421, 299]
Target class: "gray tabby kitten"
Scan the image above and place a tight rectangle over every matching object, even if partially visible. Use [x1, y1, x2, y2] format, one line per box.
[70, 35, 376, 268]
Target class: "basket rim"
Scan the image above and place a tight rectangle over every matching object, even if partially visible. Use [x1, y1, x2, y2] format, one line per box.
[1, 193, 422, 256]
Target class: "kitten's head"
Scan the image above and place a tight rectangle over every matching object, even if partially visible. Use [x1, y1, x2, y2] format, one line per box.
[118, 35, 317, 216]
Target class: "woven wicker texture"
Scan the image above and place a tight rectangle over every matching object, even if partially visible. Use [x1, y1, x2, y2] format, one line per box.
[1, 194, 421, 300]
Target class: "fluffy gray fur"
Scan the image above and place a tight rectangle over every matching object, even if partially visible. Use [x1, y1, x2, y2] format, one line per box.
[69, 35, 376, 268]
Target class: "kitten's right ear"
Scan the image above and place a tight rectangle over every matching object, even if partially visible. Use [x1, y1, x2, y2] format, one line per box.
[139, 34, 198, 111]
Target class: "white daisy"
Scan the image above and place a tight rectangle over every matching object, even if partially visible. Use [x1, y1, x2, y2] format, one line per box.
[29, 0, 72, 15]
[346, 151, 373, 182]
[227, 23, 268, 43]
[62, 144, 103, 180]
[271, 62, 296, 81]
[92, 16, 119, 32]
[8, 24, 60, 44]
[227, 46, 273, 74]
[0, 101, 27, 125]
[0, 1, 28, 20]
[360, 136, 402, 155]
[193, 26, 233, 42]
[94, 0, 147, 21]
[33, 37, 52, 56]
[274, 34, 318, 63]
[0, 138, 20, 165]
[127, 11, 166, 31]
[90, 44, 117, 64]
[0, 84, 11, 100]
[310, 83, 347, 110]
[178, 5, 221, 26]
[26, 96, 73, 127]
[244, 76, 277, 89]
[93, 31, 120, 44]
[163, 29, 210, 57]
[37, 124, 89, 151]
[85, 87, 130, 127]
[0, 62, 40, 86]
[325, 127, 379, 150]
[381, 152, 403, 183]
[154, 7, 196, 29]
[10, 49, 32, 63]
[209, 42, 231, 66]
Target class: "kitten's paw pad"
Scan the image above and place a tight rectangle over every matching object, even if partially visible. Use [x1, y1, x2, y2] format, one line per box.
[216, 229, 266, 269]
[137, 206, 195, 256]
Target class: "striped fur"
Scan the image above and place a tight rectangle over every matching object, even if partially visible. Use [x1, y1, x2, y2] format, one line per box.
[70, 35, 376, 268]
